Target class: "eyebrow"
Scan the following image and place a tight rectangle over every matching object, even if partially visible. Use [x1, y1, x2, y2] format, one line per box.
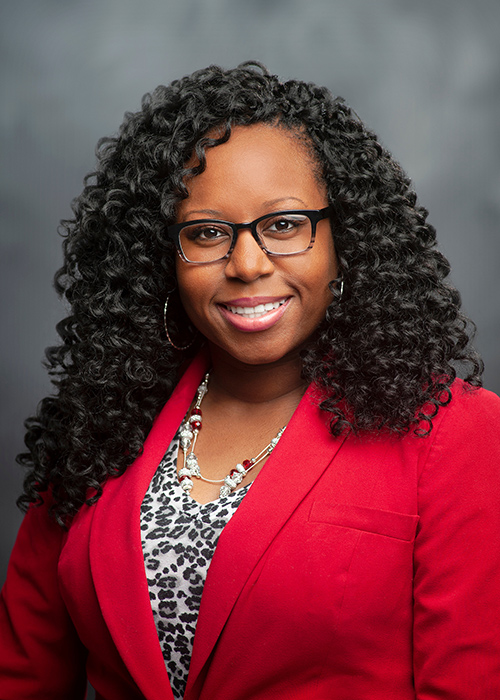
[181, 197, 309, 221]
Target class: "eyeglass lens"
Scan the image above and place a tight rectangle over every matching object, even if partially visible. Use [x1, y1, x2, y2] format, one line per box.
[179, 212, 313, 263]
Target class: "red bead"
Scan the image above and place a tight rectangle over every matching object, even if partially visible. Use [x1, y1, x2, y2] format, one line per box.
[229, 469, 239, 478]
[242, 459, 253, 469]
[179, 474, 189, 482]
[191, 408, 202, 416]
[191, 420, 202, 430]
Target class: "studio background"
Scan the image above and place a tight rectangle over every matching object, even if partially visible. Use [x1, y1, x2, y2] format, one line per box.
[1, 0, 499, 585]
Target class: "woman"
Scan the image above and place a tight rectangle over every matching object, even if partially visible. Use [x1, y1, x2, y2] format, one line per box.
[1, 62, 499, 699]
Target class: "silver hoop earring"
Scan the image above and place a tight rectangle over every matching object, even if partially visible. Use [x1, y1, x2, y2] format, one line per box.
[329, 278, 344, 300]
[163, 295, 196, 351]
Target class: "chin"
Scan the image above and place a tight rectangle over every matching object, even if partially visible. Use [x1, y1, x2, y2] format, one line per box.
[212, 341, 300, 368]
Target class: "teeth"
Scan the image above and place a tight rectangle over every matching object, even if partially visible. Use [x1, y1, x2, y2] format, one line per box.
[226, 300, 286, 318]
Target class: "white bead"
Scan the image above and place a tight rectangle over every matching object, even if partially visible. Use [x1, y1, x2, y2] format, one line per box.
[178, 467, 191, 478]
[180, 436, 192, 450]
[224, 476, 238, 489]
[186, 454, 200, 477]
[220, 485, 231, 498]
[234, 463, 246, 474]
[180, 478, 193, 492]
[179, 427, 193, 450]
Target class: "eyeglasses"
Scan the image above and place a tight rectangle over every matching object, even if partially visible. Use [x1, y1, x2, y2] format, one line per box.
[166, 206, 333, 264]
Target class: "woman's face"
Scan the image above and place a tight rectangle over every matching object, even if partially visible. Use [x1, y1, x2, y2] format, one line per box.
[175, 123, 338, 367]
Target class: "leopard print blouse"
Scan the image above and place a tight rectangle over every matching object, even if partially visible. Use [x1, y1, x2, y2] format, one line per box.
[141, 430, 251, 700]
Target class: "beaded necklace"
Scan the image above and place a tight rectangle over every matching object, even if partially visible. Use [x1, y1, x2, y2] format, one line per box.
[178, 373, 286, 498]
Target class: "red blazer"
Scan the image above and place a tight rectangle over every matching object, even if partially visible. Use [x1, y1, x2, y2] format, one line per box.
[2, 352, 500, 699]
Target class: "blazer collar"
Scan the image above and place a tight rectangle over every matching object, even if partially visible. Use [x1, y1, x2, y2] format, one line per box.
[185, 383, 347, 697]
[89, 352, 208, 700]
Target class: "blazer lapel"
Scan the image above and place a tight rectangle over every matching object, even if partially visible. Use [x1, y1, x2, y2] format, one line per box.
[89, 353, 208, 700]
[186, 386, 348, 695]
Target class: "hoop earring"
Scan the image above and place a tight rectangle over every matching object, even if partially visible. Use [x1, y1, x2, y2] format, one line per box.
[163, 295, 196, 351]
[338, 279, 344, 299]
[329, 277, 344, 300]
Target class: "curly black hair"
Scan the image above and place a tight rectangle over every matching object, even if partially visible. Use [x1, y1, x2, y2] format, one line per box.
[17, 61, 482, 525]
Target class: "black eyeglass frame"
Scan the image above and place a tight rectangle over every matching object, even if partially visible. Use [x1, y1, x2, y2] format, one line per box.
[166, 205, 334, 264]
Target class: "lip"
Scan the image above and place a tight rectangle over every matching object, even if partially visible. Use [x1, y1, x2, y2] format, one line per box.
[217, 297, 291, 332]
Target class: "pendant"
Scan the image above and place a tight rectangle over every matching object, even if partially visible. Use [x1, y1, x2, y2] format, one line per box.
[186, 453, 201, 477]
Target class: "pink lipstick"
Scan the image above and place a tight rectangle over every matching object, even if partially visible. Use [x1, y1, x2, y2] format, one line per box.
[218, 297, 291, 332]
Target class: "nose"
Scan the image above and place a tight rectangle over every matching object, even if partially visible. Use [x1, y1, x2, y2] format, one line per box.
[224, 228, 274, 282]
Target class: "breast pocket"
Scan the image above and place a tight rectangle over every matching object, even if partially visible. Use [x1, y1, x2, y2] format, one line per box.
[306, 500, 419, 642]
[308, 501, 419, 542]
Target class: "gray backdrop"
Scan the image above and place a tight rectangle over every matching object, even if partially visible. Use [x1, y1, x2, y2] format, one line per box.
[2, 0, 499, 584]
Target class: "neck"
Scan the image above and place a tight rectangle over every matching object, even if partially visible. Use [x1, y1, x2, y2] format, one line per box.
[206, 344, 307, 406]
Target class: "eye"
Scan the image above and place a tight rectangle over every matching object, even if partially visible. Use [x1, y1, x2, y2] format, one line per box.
[269, 218, 295, 232]
[262, 214, 308, 236]
[183, 224, 232, 245]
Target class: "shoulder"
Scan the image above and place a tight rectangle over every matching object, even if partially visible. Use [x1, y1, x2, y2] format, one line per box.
[429, 380, 500, 448]
[445, 378, 500, 423]
[414, 380, 500, 494]
[10, 494, 67, 562]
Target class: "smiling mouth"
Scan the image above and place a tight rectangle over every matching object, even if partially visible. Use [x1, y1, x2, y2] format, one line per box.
[222, 299, 288, 318]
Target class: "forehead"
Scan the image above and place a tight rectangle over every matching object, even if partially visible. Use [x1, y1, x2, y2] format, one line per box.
[178, 124, 326, 220]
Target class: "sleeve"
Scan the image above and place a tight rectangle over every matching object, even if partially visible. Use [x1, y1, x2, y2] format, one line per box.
[413, 386, 500, 699]
[0, 498, 88, 699]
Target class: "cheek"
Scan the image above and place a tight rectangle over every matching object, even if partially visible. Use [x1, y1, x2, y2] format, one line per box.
[175, 261, 202, 316]
[308, 237, 338, 294]
[175, 260, 218, 332]
[306, 240, 338, 318]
